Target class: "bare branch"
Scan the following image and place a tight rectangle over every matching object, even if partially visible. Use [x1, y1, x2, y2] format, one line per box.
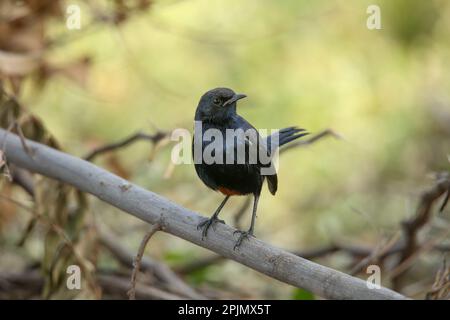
[0, 270, 184, 300]
[99, 232, 205, 299]
[0, 149, 12, 181]
[350, 232, 402, 276]
[99, 274, 184, 300]
[14, 121, 34, 157]
[128, 224, 161, 300]
[390, 229, 450, 279]
[440, 189, 449, 213]
[426, 259, 449, 300]
[0, 129, 407, 300]
[83, 131, 168, 161]
[391, 173, 450, 287]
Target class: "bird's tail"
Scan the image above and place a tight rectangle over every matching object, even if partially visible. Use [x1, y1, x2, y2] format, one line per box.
[263, 126, 308, 196]
[266, 126, 309, 151]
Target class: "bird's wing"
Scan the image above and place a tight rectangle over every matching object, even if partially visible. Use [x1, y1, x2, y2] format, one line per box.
[233, 116, 278, 195]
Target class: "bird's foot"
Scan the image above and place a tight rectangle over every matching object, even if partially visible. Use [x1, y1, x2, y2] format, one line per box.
[233, 230, 254, 250]
[197, 217, 225, 240]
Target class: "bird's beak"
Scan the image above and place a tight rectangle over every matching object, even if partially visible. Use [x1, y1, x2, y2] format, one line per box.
[223, 93, 247, 107]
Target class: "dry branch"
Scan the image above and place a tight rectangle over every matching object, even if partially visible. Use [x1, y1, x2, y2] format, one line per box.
[0, 129, 406, 300]
[391, 172, 450, 288]
[84, 130, 168, 161]
[98, 274, 183, 300]
[99, 231, 205, 299]
[128, 223, 161, 300]
[0, 270, 183, 300]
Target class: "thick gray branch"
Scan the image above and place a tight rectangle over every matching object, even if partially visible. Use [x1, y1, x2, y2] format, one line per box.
[0, 129, 406, 300]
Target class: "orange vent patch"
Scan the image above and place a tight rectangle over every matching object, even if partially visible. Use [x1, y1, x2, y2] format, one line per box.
[218, 187, 242, 196]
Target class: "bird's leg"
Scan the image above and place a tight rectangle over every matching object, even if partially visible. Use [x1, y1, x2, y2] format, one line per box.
[197, 195, 230, 240]
[233, 193, 259, 250]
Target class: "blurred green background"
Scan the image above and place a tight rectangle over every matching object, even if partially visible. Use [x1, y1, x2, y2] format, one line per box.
[3, 0, 450, 298]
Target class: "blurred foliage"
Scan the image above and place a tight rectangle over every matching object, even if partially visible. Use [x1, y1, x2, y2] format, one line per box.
[0, 0, 449, 299]
[291, 288, 315, 300]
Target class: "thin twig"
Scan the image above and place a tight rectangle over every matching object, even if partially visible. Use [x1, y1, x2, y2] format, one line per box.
[440, 189, 449, 213]
[14, 122, 34, 157]
[426, 258, 449, 300]
[350, 231, 402, 276]
[99, 231, 205, 299]
[84, 131, 168, 161]
[101, 274, 183, 300]
[0, 270, 184, 300]
[391, 173, 450, 288]
[0, 149, 12, 181]
[390, 228, 450, 279]
[127, 223, 161, 300]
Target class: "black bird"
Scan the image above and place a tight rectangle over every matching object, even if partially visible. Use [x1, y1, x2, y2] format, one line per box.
[193, 87, 308, 249]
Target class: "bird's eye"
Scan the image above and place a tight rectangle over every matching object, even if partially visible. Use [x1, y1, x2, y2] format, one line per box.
[213, 98, 221, 105]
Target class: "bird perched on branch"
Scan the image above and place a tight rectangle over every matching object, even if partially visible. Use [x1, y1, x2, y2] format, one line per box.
[193, 87, 308, 249]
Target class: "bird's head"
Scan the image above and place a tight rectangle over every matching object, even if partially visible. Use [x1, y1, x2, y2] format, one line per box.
[195, 87, 247, 123]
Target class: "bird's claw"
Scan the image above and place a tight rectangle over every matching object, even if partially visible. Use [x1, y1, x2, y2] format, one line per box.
[233, 230, 253, 250]
[197, 217, 225, 240]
